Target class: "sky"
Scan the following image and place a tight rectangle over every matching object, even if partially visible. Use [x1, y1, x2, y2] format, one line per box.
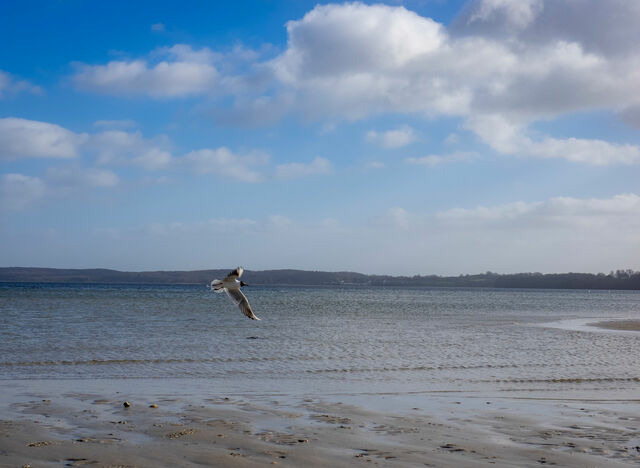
[1, 0, 639, 276]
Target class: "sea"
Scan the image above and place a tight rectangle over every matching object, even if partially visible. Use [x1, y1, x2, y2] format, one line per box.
[1, 283, 639, 400]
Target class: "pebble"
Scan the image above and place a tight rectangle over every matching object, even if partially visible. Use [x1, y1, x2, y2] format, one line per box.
[123, 401, 131, 408]
[149, 404, 158, 408]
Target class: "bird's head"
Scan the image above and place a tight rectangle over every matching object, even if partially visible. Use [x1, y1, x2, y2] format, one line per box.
[240, 281, 248, 287]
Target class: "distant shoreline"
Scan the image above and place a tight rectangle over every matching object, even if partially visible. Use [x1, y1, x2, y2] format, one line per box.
[1, 267, 639, 290]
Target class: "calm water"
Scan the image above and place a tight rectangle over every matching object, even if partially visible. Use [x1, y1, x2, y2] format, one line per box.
[1, 283, 639, 396]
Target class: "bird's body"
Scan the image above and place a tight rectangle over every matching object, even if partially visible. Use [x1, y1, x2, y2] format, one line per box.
[210, 267, 260, 320]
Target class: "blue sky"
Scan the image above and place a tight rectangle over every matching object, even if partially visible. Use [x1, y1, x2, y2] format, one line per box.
[1, 0, 639, 275]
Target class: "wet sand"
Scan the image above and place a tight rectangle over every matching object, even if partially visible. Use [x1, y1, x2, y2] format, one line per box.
[590, 320, 640, 332]
[2, 386, 640, 467]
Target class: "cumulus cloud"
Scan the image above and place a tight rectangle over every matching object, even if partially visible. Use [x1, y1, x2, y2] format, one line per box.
[365, 126, 416, 149]
[0, 118, 87, 160]
[467, 114, 640, 165]
[275, 156, 333, 179]
[0, 117, 174, 169]
[0, 70, 42, 98]
[272, 3, 444, 80]
[0, 173, 46, 210]
[0, 116, 332, 188]
[69, 3, 640, 154]
[73, 45, 218, 97]
[89, 130, 173, 170]
[619, 106, 640, 130]
[63, 2, 640, 168]
[267, 3, 640, 122]
[182, 147, 268, 182]
[464, 0, 544, 32]
[454, 0, 640, 56]
[247, 2, 639, 164]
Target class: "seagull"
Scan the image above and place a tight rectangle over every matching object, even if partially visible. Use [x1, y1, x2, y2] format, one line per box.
[210, 267, 260, 320]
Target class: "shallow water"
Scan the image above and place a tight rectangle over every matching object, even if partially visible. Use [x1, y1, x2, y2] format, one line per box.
[1, 283, 639, 397]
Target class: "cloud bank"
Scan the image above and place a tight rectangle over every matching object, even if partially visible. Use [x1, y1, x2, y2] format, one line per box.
[67, 2, 640, 166]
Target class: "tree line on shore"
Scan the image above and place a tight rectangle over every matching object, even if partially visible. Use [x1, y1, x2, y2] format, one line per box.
[1, 267, 639, 290]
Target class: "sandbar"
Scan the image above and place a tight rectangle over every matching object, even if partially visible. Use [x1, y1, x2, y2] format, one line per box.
[589, 320, 640, 332]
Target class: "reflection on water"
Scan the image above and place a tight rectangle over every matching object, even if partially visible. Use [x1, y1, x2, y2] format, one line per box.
[1, 283, 639, 395]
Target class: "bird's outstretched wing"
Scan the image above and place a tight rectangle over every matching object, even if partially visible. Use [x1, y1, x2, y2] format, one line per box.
[224, 267, 244, 282]
[225, 287, 260, 320]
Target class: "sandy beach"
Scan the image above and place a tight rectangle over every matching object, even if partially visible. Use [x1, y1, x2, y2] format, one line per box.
[590, 320, 640, 332]
[2, 381, 640, 467]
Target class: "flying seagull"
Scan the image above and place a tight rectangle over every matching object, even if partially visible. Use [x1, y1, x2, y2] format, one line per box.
[210, 267, 260, 320]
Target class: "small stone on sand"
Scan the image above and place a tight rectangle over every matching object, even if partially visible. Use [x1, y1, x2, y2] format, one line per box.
[123, 401, 131, 408]
[150, 404, 158, 408]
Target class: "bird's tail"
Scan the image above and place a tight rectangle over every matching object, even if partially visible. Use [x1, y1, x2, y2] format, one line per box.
[210, 279, 225, 293]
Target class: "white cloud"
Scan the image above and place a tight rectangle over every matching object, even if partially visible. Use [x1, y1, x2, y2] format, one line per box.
[157, 44, 218, 64]
[182, 147, 267, 182]
[89, 130, 173, 170]
[275, 156, 333, 180]
[243, 3, 639, 163]
[60, 2, 640, 170]
[467, 114, 640, 165]
[465, 0, 543, 31]
[0, 173, 46, 210]
[267, 3, 640, 122]
[619, 105, 640, 130]
[46, 167, 119, 189]
[437, 193, 640, 230]
[0, 117, 174, 169]
[0, 70, 43, 98]
[273, 3, 444, 81]
[405, 151, 476, 167]
[454, 0, 640, 56]
[0, 167, 121, 211]
[444, 133, 460, 145]
[0, 118, 87, 160]
[73, 45, 218, 97]
[68, 3, 640, 166]
[365, 126, 416, 149]
[131, 147, 173, 170]
[93, 119, 137, 129]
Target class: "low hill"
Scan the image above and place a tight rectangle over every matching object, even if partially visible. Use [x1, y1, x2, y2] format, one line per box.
[1, 267, 639, 290]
